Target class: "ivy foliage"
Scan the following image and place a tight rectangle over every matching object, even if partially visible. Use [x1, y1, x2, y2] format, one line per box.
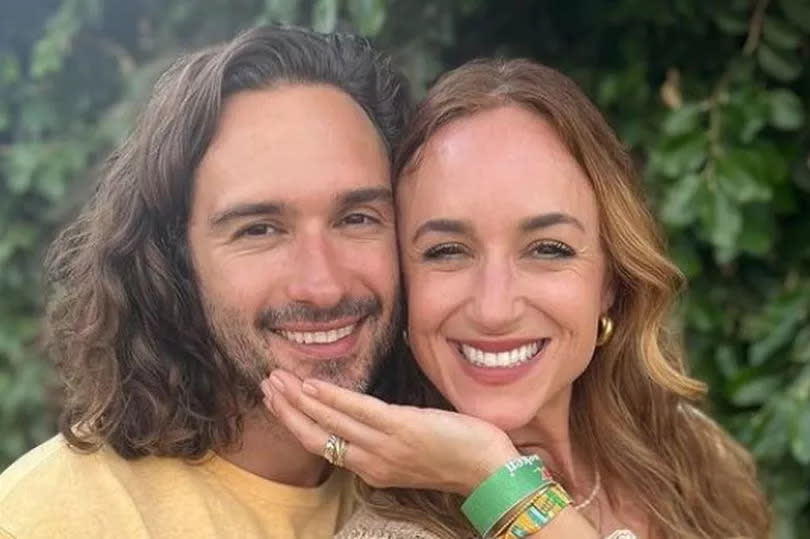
[1, 0, 808, 535]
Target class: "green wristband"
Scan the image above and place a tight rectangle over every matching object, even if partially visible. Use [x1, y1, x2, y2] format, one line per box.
[461, 454, 551, 537]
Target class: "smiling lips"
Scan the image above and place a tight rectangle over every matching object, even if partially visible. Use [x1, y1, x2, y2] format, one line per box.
[457, 338, 549, 368]
[277, 323, 357, 345]
[271, 320, 362, 359]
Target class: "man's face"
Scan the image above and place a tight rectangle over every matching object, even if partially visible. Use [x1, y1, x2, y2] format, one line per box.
[188, 84, 400, 397]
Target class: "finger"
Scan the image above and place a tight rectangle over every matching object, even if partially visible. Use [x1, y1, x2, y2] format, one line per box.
[269, 371, 385, 450]
[263, 389, 327, 456]
[265, 392, 375, 476]
[299, 376, 400, 433]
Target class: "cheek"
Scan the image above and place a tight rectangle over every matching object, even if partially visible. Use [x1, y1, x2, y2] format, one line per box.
[339, 238, 399, 302]
[404, 266, 471, 380]
[405, 265, 470, 334]
[526, 270, 604, 332]
[197, 250, 281, 314]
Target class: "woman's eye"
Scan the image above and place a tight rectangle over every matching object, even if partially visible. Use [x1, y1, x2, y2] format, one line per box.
[423, 243, 467, 260]
[341, 213, 379, 226]
[529, 240, 575, 258]
[236, 223, 279, 238]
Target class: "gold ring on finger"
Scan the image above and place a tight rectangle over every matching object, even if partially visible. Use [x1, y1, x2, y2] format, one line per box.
[323, 434, 347, 467]
[333, 436, 348, 467]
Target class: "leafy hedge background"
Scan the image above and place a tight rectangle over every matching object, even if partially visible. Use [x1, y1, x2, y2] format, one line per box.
[1, 0, 808, 535]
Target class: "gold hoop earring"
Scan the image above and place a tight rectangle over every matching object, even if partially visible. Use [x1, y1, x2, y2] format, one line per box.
[596, 315, 614, 346]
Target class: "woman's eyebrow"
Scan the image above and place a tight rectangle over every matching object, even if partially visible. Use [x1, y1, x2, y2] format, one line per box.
[411, 218, 473, 243]
[519, 212, 584, 233]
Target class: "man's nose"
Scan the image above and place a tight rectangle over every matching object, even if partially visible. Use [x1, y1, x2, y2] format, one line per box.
[285, 232, 347, 308]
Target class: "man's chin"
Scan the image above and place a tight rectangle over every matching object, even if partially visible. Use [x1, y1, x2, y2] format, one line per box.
[302, 357, 373, 392]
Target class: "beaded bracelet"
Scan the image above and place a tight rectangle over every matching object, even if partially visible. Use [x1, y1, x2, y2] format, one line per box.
[500, 482, 572, 538]
[489, 481, 559, 538]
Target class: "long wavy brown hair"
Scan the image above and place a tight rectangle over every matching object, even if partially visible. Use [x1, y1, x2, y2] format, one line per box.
[362, 59, 771, 539]
[44, 26, 410, 459]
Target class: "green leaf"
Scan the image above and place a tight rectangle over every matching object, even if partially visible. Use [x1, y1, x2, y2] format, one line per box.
[749, 291, 808, 365]
[779, 0, 810, 32]
[762, 15, 803, 49]
[5, 145, 40, 194]
[714, 343, 741, 380]
[713, 10, 748, 35]
[657, 132, 709, 178]
[731, 374, 783, 406]
[662, 104, 705, 136]
[35, 167, 67, 202]
[0, 53, 20, 86]
[347, 0, 387, 36]
[0, 224, 37, 266]
[704, 188, 742, 254]
[264, 0, 301, 23]
[715, 151, 772, 203]
[792, 327, 810, 364]
[30, 2, 82, 80]
[596, 72, 622, 106]
[737, 209, 775, 256]
[791, 405, 810, 464]
[757, 43, 803, 82]
[768, 89, 805, 130]
[660, 172, 704, 227]
[792, 160, 810, 193]
[0, 105, 9, 132]
[311, 0, 339, 33]
[749, 399, 796, 461]
[669, 236, 702, 279]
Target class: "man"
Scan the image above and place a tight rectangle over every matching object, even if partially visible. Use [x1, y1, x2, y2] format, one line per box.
[0, 25, 409, 538]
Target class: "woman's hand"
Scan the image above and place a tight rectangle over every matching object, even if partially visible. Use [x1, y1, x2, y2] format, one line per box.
[261, 369, 520, 495]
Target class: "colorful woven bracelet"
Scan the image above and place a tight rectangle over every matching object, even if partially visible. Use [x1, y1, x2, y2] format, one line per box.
[489, 481, 559, 538]
[501, 483, 572, 538]
[461, 454, 552, 538]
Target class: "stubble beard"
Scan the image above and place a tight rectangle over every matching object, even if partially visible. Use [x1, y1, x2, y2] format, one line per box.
[202, 293, 401, 404]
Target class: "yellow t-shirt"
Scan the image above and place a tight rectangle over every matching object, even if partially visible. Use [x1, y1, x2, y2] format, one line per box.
[0, 436, 355, 538]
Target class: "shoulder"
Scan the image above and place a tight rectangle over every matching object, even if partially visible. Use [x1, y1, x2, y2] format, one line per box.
[0, 435, 87, 501]
[336, 506, 473, 539]
[0, 436, 102, 535]
[0, 435, 189, 536]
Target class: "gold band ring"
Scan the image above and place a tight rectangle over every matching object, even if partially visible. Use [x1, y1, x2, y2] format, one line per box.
[323, 434, 348, 467]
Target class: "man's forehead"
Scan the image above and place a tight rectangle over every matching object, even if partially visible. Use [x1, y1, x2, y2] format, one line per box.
[191, 85, 392, 222]
[208, 85, 385, 154]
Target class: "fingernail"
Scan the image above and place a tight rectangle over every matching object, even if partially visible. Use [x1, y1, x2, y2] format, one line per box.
[302, 380, 318, 397]
[264, 397, 276, 414]
[269, 373, 285, 392]
[260, 380, 273, 398]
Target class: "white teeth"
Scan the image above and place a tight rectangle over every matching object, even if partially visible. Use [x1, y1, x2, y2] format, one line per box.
[460, 340, 545, 368]
[279, 324, 355, 345]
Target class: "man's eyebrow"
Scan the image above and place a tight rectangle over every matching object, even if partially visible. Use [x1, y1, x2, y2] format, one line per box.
[335, 187, 393, 208]
[411, 219, 473, 243]
[209, 202, 286, 228]
[519, 212, 584, 233]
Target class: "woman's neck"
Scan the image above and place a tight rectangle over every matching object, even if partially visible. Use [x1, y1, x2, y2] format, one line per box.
[506, 385, 596, 502]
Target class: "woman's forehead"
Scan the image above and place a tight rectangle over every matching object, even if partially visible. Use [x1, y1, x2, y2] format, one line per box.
[396, 107, 598, 231]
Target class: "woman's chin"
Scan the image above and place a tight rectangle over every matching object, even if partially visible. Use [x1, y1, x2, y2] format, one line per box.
[456, 401, 537, 433]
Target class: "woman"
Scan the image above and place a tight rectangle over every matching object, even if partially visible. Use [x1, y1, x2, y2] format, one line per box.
[262, 59, 771, 538]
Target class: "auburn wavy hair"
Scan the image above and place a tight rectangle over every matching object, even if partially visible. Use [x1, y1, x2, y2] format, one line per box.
[362, 59, 771, 539]
[43, 26, 410, 459]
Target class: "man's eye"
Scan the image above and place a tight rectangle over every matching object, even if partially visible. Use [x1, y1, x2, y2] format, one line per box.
[529, 240, 575, 259]
[341, 213, 379, 226]
[236, 223, 279, 238]
[422, 243, 467, 260]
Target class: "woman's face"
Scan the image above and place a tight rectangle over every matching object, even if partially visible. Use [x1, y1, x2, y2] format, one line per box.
[398, 105, 613, 431]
